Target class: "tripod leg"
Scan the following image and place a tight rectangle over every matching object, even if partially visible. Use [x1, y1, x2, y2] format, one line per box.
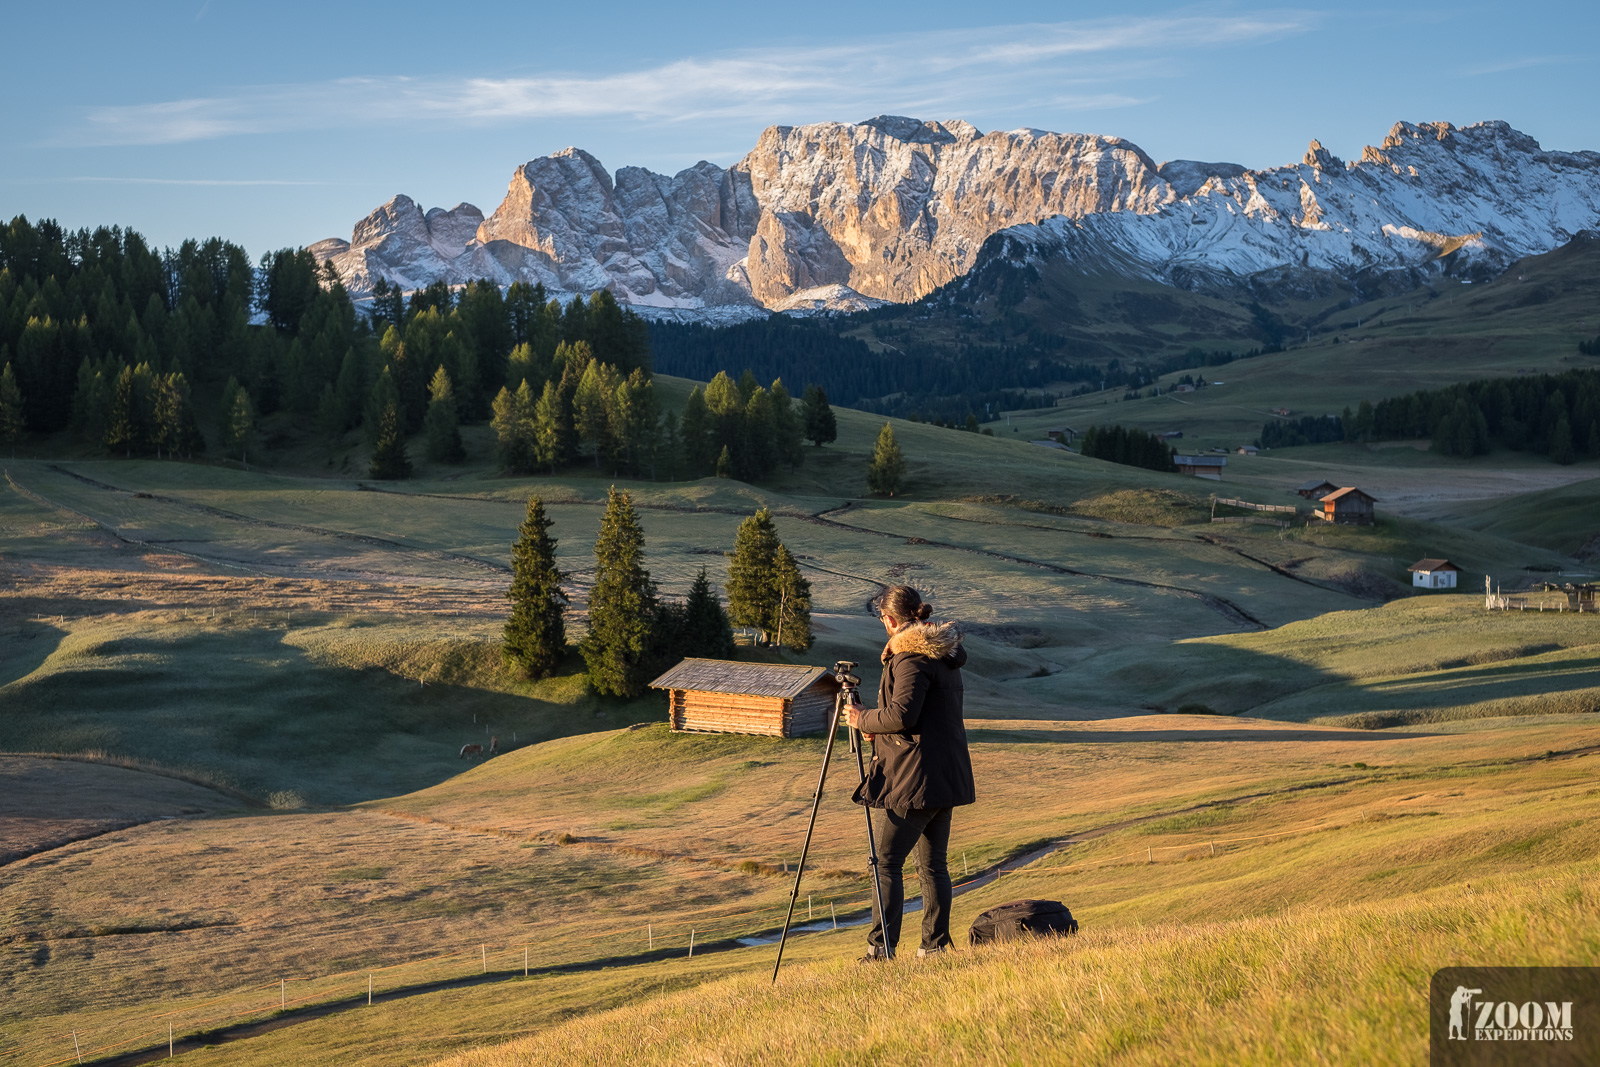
[855, 732, 893, 960]
[771, 697, 843, 983]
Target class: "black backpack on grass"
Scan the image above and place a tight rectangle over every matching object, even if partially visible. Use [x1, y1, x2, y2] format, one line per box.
[969, 899, 1079, 946]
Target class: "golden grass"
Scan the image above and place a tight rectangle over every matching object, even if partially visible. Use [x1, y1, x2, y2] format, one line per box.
[433, 867, 1600, 1067]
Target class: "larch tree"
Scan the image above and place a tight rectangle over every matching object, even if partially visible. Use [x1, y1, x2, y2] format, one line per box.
[867, 422, 905, 497]
[220, 378, 256, 467]
[0, 363, 26, 455]
[503, 496, 569, 679]
[424, 365, 466, 463]
[532, 379, 571, 474]
[581, 486, 658, 697]
[772, 545, 813, 652]
[368, 391, 412, 480]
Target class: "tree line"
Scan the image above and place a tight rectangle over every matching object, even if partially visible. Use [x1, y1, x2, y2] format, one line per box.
[1255, 369, 1600, 464]
[0, 215, 657, 474]
[502, 494, 814, 697]
[1077, 424, 1177, 473]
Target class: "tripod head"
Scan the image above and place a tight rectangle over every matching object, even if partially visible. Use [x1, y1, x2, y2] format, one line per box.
[831, 660, 861, 699]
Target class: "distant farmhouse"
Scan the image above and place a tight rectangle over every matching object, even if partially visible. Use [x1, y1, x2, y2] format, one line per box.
[650, 660, 841, 737]
[1175, 455, 1226, 480]
[1043, 427, 1078, 444]
[1295, 479, 1340, 499]
[1316, 487, 1378, 525]
[1408, 558, 1461, 589]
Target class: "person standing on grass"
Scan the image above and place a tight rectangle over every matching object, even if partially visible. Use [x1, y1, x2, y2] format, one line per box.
[846, 585, 975, 959]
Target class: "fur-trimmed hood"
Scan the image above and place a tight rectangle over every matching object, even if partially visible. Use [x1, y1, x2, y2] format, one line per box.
[887, 620, 962, 660]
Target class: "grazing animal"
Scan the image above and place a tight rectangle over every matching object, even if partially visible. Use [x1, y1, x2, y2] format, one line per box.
[489, 736, 499, 755]
[459, 743, 483, 759]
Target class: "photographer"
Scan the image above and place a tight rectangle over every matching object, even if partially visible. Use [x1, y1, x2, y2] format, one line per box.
[846, 585, 975, 960]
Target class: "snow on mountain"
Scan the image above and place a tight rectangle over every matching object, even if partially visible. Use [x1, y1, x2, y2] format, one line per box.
[316, 118, 1600, 314]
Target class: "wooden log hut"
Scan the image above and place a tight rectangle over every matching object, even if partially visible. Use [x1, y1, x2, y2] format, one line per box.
[1317, 487, 1377, 525]
[1295, 479, 1340, 500]
[649, 659, 843, 738]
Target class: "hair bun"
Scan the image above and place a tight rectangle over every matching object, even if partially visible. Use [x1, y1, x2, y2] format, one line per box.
[916, 603, 933, 621]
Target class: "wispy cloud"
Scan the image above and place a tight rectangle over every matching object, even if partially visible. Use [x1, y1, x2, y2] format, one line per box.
[70, 13, 1318, 146]
[1463, 54, 1578, 76]
[63, 176, 338, 186]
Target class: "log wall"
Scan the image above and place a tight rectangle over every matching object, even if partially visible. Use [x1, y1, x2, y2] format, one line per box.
[672, 690, 789, 736]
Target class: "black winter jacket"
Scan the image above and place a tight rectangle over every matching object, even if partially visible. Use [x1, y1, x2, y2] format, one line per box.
[852, 621, 976, 810]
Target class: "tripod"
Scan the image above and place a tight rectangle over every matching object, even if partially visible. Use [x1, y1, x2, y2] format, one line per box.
[771, 661, 892, 982]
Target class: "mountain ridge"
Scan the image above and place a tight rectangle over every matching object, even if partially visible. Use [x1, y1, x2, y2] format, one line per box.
[314, 117, 1600, 316]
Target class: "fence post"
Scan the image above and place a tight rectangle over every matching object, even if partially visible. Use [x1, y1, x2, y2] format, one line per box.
[368, 973, 373, 1006]
[170, 1022, 174, 1057]
[808, 894, 813, 921]
[1210, 842, 1216, 857]
[831, 902, 838, 929]
[648, 924, 653, 951]
[524, 946, 528, 977]
[688, 930, 695, 958]
[281, 979, 285, 1010]
[73, 1031, 82, 1064]
[481, 944, 487, 973]
[1147, 847, 1153, 864]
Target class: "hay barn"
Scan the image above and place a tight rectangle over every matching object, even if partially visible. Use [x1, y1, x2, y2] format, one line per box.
[1295, 479, 1340, 499]
[1317, 487, 1377, 525]
[1175, 454, 1227, 480]
[650, 659, 842, 738]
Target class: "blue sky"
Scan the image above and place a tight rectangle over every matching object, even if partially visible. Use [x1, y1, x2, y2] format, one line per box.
[3, 0, 1595, 258]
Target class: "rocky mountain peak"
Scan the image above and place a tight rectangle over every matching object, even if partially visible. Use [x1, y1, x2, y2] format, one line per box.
[1302, 139, 1344, 169]
[315, 117, 1600, 316]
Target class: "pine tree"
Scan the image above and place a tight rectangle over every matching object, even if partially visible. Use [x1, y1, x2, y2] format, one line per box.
[617, 368, 660, 477]
[802, 384, 837, 447]
[369, 396, 412, 479]
[725, 507, 782, 644]
[867, 422, 905, 496]
[0, 363, 25, 455]
[716, 444, 733, 478]
[503, 496, 569, 679]
[581, 486, 658, 697]
[677, 566, 735, 659]
[772, 545, 813, 652]
[532, 379, 571, 474]
[424, 365, 465, 463]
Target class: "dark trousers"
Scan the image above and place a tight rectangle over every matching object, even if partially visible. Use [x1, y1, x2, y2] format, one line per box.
[865, 805, 954, 956]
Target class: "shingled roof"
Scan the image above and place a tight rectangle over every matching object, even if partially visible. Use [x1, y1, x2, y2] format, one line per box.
[649, 659, 835, 699]
[1407, 558, 1460, 572]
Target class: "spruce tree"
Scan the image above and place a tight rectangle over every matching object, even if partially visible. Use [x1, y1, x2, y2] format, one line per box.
[0, 363, 25, 455]
[725, 507, 782, 644]
[772, 545, 813, 652]
[678, 566, 735, 658]
[503, 496, 569, 679]
[581, 486, 658, 697]
[1550, 414, 1575, 465]
[369, 397, 412, 479]
[424, 365, 466, 463]
[802, 384, 837, 447]
[867, 422, 905, 497]
[716, 444, 733, 478]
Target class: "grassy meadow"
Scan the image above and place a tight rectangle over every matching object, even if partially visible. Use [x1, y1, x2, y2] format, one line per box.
[2, 345, 1599, 1065]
